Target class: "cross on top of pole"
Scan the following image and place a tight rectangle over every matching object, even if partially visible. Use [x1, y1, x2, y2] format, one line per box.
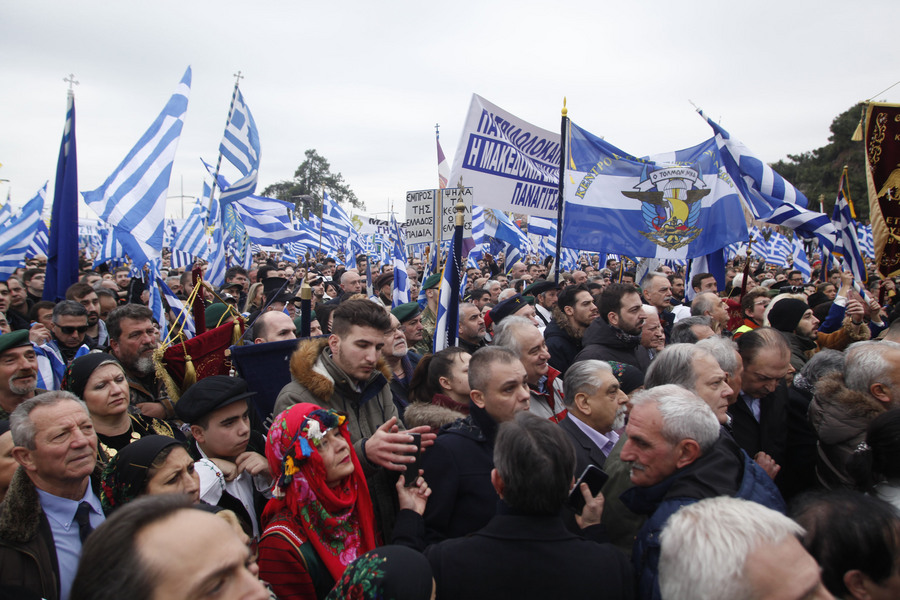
[63, 73, 79, 91]
[234, 71, 244, 86]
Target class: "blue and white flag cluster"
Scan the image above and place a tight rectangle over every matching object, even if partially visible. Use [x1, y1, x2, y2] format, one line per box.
[0, 185, 46, 281]
[27, 220, 49, 260]
[564, 121, 748, 260]
[83, 67, 192, 266]
[792, 237, 811, 280]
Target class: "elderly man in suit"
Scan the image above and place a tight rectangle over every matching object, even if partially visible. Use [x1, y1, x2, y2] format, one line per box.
[559, 360, 629, 477]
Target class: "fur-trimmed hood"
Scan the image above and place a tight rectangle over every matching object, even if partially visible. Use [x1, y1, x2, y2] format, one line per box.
[809, 371, 887, 445]
[0, 468, 42, 543]
[404, 401, 466, 431]
[550, 306, 584, 341]
[288, 338, 392, 404]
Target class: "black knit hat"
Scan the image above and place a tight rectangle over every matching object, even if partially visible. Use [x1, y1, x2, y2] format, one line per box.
[767, 298, 810, 333]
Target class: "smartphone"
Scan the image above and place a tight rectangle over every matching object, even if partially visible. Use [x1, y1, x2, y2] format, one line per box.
[404, 433, 423, 487]
[567, 464, 609, 514]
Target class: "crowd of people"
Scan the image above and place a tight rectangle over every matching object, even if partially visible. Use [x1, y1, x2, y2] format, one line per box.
[1, 249, 900, 599]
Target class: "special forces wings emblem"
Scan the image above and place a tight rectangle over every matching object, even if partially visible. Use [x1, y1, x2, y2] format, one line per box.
[622, 166, 710, 251]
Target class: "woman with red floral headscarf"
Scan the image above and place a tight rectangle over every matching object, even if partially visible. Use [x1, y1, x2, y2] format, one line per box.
[257, 403, 430, 599]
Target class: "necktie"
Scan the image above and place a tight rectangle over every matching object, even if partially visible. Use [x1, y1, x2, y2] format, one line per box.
[74, 501, 94, 544]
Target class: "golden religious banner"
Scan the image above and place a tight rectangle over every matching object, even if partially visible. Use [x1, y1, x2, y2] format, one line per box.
[865, 102, 900, 278]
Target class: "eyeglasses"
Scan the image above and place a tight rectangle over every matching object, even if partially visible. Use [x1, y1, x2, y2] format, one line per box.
[56, 325, 89, 334]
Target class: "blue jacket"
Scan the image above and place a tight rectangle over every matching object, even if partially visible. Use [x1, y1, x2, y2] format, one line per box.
[621, 433, 786, 600]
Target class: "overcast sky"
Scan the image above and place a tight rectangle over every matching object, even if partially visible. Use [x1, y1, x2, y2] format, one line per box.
[2, 0, 898, 222]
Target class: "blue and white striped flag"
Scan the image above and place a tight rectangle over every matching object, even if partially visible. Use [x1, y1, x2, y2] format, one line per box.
[83, 67, 191, 266]
[832, 175, 866, 283]
[218, 89, 260, 206]
[232, 195, 304, 245]
[792, 237, 811, 280]
[92, 225, 127, 268]
[146, 260, 168, 341]
[700, 109, 837, 253]
[527, 216, 555, 237]
[767, 232, 792, 267]
[390, 214, 409, 308]
[858, 224, 875, 260]
[172, 199, 209, 259]
[157, 273, 195, 338]
[0, 185, 46, 280]
[26, 220, 49, 259]
[469, 205, 485, 262]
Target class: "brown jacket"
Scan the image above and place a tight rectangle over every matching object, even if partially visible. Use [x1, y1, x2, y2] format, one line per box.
[273, 338, 401, 538]
[809, 372, 887, 489]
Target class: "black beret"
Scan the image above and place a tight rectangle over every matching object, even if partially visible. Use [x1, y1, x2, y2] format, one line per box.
[488, 294, 534, 326]
[174, 375, 256, 424]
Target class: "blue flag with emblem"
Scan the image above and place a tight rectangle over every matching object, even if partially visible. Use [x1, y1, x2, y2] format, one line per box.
[564, 121, 747, 259]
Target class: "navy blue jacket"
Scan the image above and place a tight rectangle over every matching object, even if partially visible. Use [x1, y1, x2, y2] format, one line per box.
[621, 433, 786, 600]
[419, 404, 500, 544]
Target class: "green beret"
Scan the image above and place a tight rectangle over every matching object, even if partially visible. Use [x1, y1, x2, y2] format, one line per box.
[422, 273, 441, 291]
[391, 302, 421, 323]
[205, 303, 232, 329]
[0, 330, 31, 355]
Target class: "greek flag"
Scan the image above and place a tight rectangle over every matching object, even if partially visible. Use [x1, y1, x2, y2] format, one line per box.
[527, 216, 555, 237]
[792, 237, 811, 280]
[433, 221, 463, 353]
[390, 214, 409, 308]
[858, 224, 875, 260]
[92, 225, 127, 268]
[170, 250, 194, 270]
[218, 89, 260, 206]
[832, 177, 866, 282]
[564, 121, 747, 259]
[172, 199, 209, 259]
[83, 67, 191, 266]
[766, 232, 792, 268]
[157, 273, 195, 338]
[700, 110, 837, 252]
[469, 205, 485, 262]
[0, 185, 46, 280]
[231, 195, 303, 245]
[26, 220, 49, 259]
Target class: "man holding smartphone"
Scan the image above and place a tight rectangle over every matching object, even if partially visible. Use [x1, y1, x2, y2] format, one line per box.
[559, 360, 628, 477]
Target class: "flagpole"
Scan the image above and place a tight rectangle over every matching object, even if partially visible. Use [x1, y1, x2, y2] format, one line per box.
[207, 71, 244, 225]
[553, 98, 568, 283]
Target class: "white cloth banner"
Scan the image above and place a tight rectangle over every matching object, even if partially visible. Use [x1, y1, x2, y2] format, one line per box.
[448, 94, 560, 219]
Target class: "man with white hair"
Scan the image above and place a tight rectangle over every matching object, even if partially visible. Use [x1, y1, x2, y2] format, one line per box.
[0, 392, 106, 600]
[642, 273, 674, 341]
[560, 360, 628, 475]
[493, 316, 565, 422]
[809, 340, 900, 489]
[691, 291, 729, 335]
[619, 385, 786, 599]
[658, 496, 832, 600]
[640, 305, 666, 360]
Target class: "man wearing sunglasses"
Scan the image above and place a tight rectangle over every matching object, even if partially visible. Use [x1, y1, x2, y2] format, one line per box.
[35, 301, 92, 390]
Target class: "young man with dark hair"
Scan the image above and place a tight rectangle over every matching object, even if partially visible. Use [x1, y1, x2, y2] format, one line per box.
[176, 376, 271, 537]
[273, 299, 433, 538]
[65, 282, 108, 348]
[35, 301, 91, 390]
[544, 283, 599, 376]
[22, 269, 45, 305]
[574, 283, 651, 374]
